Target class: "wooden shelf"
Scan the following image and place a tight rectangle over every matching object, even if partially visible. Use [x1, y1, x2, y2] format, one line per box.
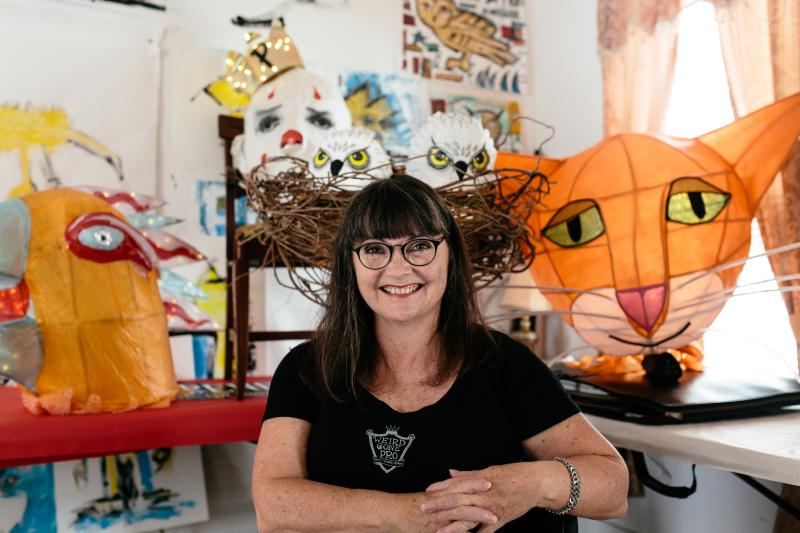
[0, 386, 266, 468]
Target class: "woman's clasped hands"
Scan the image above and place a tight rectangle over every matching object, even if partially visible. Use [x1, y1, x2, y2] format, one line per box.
[418, 463, 540, 532]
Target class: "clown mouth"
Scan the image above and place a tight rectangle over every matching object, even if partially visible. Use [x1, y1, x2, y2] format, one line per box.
[608, 321, 692, 348]
[380, 284, 422, 296]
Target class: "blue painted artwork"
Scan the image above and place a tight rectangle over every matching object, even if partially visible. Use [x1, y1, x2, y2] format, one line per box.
[196, 180, 256, 236]
[339, 71, 423, 153]
[0, 464, 56, 533]
[54, 446, 208, 532]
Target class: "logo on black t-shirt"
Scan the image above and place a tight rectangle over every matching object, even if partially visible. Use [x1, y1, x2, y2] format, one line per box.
[366, 426, 415, 473]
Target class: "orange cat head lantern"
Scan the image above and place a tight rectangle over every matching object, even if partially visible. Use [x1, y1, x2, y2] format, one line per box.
[0, 188, 177, 415]
[499, 93, 800, 362]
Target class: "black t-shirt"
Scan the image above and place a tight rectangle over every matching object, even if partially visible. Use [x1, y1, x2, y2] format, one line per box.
[262, 331, 580, 532]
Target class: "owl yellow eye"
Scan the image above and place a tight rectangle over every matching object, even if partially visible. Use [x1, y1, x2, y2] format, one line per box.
[427, 147, 450, 170]
[313, 149, 329, 168]
[347, 149, 369, 169]
[471, 149, 489, 170]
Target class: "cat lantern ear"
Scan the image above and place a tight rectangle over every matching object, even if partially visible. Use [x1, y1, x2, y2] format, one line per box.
[698, 92, 800, 213]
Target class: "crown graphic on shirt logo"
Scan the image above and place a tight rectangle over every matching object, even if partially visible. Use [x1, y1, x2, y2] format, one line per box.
[386, 425, 400, 434]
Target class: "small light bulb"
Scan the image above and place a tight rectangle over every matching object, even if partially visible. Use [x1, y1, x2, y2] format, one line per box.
[283, 45, 290, 52]
[266, 41, 273, 48]
[285, 37, 291, 43]
[241, 82, 247, 88]
[237, 64, 244, 71]
[276, 39, 283, 48]
[244, 32, 252, 42]
[271, 65, 278, 72]
[260, 65, 267, 71]
[260, 75, 268, 81]
[244, 68, 252, 75]
[226, 76, 233, 82]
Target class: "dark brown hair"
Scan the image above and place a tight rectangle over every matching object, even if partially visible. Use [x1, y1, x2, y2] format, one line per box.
[310, 174, 494, 401]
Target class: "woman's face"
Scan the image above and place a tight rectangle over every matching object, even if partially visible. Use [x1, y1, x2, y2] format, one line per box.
[353, 235, 449, 329]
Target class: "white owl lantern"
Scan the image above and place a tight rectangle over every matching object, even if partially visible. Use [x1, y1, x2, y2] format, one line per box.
[308, 128, 392, 190]
[406, 112, 497, 189]
[232, 68, 352, 175]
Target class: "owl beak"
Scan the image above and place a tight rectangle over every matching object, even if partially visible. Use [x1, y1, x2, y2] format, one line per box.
[454, 161, 469, 180]
[330, 160, 344, 176]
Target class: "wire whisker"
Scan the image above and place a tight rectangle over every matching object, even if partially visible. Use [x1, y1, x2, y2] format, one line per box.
[674, 240, 800, 292]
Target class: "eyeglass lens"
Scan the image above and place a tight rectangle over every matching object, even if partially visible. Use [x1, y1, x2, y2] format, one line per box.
[359, 239, 437, 269]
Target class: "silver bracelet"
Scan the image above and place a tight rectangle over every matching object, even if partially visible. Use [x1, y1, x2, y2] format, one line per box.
[547, 457, 581, 515]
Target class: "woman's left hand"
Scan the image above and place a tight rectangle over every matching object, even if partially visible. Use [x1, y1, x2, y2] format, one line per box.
[424, 463, 540, 532]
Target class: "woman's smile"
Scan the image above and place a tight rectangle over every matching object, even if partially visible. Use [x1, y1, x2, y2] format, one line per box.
[379, 283, 425, 297]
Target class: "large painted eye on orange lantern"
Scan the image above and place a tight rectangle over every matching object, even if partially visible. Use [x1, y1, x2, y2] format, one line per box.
[666, 177, 730, 225]
[543, 199, 606, 248]
[65, 212, 159, 273]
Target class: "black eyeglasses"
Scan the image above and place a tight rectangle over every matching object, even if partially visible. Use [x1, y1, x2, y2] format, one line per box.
[352, 238, 444, 270]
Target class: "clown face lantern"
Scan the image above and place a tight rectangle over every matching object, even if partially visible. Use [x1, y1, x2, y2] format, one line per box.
[0, 188, 177, 415]
[232, 67, 352, 175]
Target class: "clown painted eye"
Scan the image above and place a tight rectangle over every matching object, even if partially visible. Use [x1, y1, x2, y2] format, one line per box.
[347, 150, 369, 169]
[544, 200, 605, 248]
[257, 113, 280, 133]
[471, 149, 489, 170]
[307, 109, 333, 129]
[667, 178, 730, 224]
[78, 225, 125, 251]
[427, 147, 450, 170]
[313, 149, 330, 168]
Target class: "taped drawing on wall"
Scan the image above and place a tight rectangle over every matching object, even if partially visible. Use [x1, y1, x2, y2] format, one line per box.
[196, 180, 255, 236]
[54, 446, 208, 532]
[429, 93, 522, 152]
[0, 464, 56, 533]
[0, 7, 160, 199]
[339, 71, 424, 153]
[402, 0, 528, 93]
[0, 106, 123, 199]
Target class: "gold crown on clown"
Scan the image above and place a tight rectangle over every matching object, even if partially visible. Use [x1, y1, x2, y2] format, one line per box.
[204, 25, 305, 112]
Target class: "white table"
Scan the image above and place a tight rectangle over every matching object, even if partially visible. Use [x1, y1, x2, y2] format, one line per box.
[588, 409, 800, 485]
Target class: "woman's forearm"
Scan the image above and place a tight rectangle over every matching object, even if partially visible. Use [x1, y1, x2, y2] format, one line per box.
[254, 477, 404, 533]
[533, 454, 628, 519]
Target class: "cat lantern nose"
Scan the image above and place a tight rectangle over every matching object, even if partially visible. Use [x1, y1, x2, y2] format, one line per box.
[615, 283, 667, 335]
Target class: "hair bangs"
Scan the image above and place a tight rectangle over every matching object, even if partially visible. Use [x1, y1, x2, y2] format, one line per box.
[350, 178, 449, 244]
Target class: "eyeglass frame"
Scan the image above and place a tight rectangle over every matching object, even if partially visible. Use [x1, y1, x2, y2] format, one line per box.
[351, 237, 445, 270]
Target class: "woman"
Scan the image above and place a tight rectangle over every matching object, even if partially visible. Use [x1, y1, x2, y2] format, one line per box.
[252, 175, 628, 532]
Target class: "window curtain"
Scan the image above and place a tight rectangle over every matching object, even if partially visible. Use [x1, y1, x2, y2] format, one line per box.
[711, 0, 800, 367]
[598, 0, 683, 135]
[709, 2, 800, 529]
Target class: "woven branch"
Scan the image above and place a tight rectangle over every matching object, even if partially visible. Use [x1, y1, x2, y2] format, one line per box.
[240, 157, 548, 305]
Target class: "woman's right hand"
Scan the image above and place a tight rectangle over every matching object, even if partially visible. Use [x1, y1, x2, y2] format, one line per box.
[389, 477, 497, 532]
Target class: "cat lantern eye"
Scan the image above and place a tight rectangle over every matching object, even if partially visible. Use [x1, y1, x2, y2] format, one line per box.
[666, 177, 730, 225]
[543, 200, 606, 248]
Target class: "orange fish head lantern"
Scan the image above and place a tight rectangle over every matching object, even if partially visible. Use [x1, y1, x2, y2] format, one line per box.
[0, 188, 177, 414]
[498, 93, 800, 363]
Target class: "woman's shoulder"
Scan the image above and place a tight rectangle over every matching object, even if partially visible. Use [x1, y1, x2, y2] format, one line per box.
[484, 329, 552, 376]
[274, 340, 315, 381]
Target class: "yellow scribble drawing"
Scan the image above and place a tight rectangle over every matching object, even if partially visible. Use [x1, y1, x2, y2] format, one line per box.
[0, 105, 123, 198]
[344, 82, 397, 144]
